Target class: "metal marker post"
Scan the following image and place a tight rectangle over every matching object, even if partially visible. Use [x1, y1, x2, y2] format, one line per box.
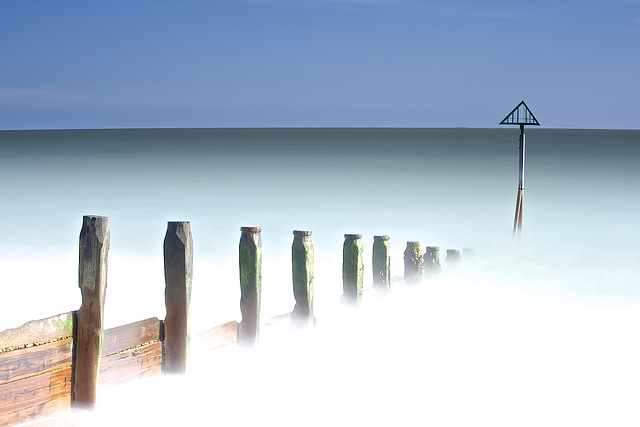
[514, 124, 525, 234]
[499, 101, 539, 238]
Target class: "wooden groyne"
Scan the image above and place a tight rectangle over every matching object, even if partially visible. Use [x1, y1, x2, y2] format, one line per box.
[0, 215, 469, 426]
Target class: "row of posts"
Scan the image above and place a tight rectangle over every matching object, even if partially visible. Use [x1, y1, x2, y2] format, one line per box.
[75, 216, 194, 409]
[74, 216, 464, 408]
[239, 229, 467, 345]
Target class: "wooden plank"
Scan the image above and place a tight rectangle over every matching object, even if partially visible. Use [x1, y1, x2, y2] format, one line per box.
[102, 317, 162, 357]
[265, 313, 291, 326]
[0, 394, 70, 427]
[98, 341, 162, 387]
[195, 320, 238, 351]
[0, 365, 72, 417]
[0, 313, 73, 351]
[0, 339, 72, 385]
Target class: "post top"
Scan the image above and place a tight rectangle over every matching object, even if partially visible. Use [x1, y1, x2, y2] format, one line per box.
[82, 215, 108, 223]
[344, 233, 362, 240]
[241, 226, 262, 233]
[373, 235, 390, 241]
[293, 230, 312, 237]
[406, 241, 421, 247]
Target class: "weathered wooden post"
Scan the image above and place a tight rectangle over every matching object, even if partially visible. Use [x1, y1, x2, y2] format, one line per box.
[446, 249, 461, 264]
[404, 241, 423, 284]
[424, 246, 442, 275]
[291, 230, 315, 327]
[238, 227, 262, 348]
[342, 234, 364, 305]
[163, 221, 193, 374]
[73, 215, 109, 409]
[372, 235, 390, 293]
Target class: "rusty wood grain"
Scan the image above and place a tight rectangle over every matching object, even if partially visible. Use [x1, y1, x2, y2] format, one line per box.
[0, 365, 72, 417]
[0, 339, 72, 385]
[98, 341, 162, 387]
[0, 394, 70, 427]
[102, 318, 161, 357]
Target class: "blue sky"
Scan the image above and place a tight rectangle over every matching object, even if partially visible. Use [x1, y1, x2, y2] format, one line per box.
[1, 0, 638, 129]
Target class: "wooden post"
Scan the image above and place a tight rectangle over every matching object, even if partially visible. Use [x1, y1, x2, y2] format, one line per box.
[372, 235, 390, 293]
[446, 249, 461, 264]
[424, 246, 442, 275]
[163, 221, 193, 374]
[342, 234, 363, 306]
[404, 241, 423, 284]
[73, 215, 109, 409]
[291, 230, 315, 327]
[238, 227, 262, 348]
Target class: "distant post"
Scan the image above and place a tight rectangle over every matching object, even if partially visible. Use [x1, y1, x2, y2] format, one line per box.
[163, 221, 193, 374]
[342, 234, 364, 305]
[499, 101, 540, 237]
[403, 241, 423, 284]
[424, 246, 442, 275]
[372, 235, 390, 293]
[73, 215, 110, 409]
[291, 230, 315, 327]
[238, 227, 262, 347]
[446, 249, 461, 264]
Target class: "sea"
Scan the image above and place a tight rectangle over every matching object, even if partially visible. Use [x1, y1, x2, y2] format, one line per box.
[1, 127, 639, 426]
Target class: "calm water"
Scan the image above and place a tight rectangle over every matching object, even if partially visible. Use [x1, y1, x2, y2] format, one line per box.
[2, 128, 640, 426]
[1, 128, 639, 328]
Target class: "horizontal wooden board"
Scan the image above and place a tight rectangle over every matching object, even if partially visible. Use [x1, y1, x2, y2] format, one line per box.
[0, 338, 72, 385]
[98, 341, 162, 387]
[102, 317, 162, 357]
[0, 313, 74, 351]
[0, 365, 72, 417]
[195, 320, 238, 351]
[265, 313, 291, 326]
[0, 394, 70, 427]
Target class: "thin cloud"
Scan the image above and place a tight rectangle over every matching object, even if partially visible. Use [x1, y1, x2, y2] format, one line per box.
[0, 86, 151, 110]
[279, 0, 523, 19]
[0, 86, 92, 106]
[301, 0, 401, 3]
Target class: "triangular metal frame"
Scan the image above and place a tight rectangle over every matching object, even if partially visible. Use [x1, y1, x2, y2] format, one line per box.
[499, 101, 540, 126]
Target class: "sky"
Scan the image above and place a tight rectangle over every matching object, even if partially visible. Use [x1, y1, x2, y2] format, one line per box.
[1, 0, 639, 130]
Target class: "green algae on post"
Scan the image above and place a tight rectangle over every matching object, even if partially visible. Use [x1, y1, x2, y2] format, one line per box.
[424, 246, 442, 275]
[292, 230, 315, 327]
[372, 235, 391, 293]
[404, 241, 423, 284]
[238, 227, 262, 348]
[342, 234, 364, 306]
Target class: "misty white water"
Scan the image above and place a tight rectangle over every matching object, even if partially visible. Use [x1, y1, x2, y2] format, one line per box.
[2, 128, 639, 426]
